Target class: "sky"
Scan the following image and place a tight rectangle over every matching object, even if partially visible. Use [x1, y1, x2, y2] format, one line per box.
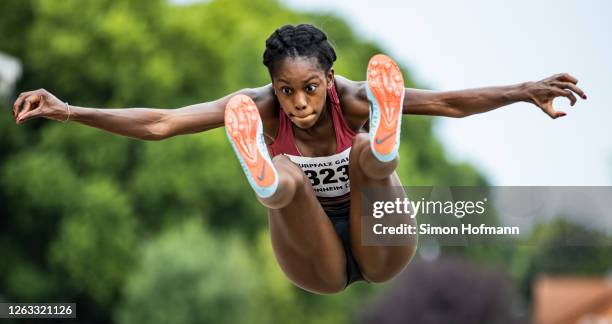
[283, 0, 612, 186]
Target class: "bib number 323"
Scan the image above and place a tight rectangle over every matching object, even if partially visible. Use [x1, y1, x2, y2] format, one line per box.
[285, 148, 351, 197]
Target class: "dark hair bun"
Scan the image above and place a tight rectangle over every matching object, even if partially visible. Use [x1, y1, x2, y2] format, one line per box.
[263, 24, 337, 75]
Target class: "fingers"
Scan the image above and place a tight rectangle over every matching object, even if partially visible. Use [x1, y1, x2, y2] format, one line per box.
[555, 73, 578, 84]
[12, 90, 36, 119]
[552, 110, 567, 119]
[552, 88, 577, 106]
[17, 95, 41, 121]
[17, 109, 42, 124]
[12, 89, 54, 122]
[13, 89, 48, 123]
[552, 81, 587, 100]
[539, 91, 571, 119]
[541, 102, 566, 119]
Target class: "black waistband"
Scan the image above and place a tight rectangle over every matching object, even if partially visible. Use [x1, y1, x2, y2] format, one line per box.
[324, 204, 350, 218]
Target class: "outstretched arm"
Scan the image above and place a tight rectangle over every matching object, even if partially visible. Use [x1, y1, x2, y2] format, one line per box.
[403, 73, 587, 119]
[12, 88, 259, 140]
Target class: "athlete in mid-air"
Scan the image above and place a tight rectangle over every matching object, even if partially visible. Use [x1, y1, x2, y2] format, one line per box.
[12, 24, 586, 294]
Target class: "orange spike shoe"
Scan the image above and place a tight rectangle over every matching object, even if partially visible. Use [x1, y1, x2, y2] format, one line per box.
[225, 94, 279, 198]
[366, 54, 405, 162]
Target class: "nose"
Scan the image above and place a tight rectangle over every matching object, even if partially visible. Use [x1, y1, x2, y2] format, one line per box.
[294, 93, 307, 111]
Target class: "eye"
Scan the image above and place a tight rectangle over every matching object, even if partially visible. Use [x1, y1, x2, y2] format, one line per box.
[281, 87, 292, 95]
[305, 84, 317, 93]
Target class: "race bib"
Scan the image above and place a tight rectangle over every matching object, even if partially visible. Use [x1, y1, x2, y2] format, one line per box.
[285, 147, 351, 198]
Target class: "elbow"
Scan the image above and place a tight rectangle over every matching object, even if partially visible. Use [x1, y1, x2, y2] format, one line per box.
[141, 132, 166, 141]
[444, 106, 469, 118]
[453, 110, 470, 118]
[144, 120, 172, 141]
[434, 100, 469, 118]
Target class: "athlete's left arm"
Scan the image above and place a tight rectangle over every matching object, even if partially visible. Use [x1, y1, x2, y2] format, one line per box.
[402, 73, 587, 119]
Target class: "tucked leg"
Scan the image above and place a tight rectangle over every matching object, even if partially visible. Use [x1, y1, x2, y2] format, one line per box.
[266, 155, 348, 294]
[349, 133, 417, 283]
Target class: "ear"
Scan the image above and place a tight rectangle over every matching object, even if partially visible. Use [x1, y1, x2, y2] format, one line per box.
[326, 68, 335, 88]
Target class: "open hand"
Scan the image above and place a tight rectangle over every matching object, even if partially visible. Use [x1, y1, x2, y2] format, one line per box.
[524, 73, 586, 119]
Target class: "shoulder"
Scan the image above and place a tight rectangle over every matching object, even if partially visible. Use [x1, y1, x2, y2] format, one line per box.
[335, 75, 369, 131]
[239, 84, 277, 117]
[243, 84, 279, 143]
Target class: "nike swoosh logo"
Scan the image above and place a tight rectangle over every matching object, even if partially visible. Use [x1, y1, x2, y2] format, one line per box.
[257, 161, 266, 181]
[375, 132, 395, 145]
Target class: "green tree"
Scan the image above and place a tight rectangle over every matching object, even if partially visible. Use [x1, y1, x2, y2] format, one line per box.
[511, 218, 612, 301]
[115, 217, 257, 324]
[0, 0, 488, 322]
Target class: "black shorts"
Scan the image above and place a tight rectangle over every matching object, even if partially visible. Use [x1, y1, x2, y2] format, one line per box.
[325, 207, 365, 287]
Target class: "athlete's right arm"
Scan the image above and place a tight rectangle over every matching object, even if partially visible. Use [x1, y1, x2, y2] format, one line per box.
[12, 88, 264, 140]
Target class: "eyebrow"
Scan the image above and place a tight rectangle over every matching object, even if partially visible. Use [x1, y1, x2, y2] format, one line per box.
[277, 75, 321, 85]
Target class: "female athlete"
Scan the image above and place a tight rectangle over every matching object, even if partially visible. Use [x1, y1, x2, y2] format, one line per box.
[11, 24, 586, 294]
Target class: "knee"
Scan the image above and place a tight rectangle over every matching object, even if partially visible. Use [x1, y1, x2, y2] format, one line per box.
[272, 155, 305, 182]
[351, 132, 370, 151]
[256, 155, 304, 208]
[349, 133, 371, 168]
[271, 154, 310, 194]
[349, 133, 399, 180]
[272, 153, 291, 166]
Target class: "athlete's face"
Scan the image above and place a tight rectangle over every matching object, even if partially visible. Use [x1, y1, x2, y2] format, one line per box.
[271, 56, 334, 129]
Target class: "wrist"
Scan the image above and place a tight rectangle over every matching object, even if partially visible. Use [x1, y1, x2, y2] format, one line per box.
[512, 82, 534, 103]
[66, 105, 85, 122]
[61, 102, 71, 123]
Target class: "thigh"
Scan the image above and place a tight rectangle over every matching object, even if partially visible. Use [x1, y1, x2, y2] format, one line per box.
[267, 155, 347, 294]
[349, 169, 409, 249]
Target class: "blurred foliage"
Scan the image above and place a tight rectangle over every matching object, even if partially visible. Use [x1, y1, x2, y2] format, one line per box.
[359, 257, 524, 324]
[114, 218, 257, 324]
[5, 0, 603, 323]
[511, 218, 612, 300]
